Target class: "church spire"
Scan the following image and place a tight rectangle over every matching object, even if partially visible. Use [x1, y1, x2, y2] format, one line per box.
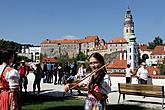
[123, 5, 135, 42]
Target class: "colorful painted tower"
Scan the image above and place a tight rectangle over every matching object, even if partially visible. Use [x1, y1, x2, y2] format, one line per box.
[127, 34, 139, 70]
[123, 6, 135, 42]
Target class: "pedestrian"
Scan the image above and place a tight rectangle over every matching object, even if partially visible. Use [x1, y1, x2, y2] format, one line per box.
[76, 63, 87, 95]
[0, 49, 21, 110]
[19, 60, 29, 93]
[136, 62, 148, 84]
[77, 63, 86, 79]
[52, 63, 58, 85]
[33, 63, 43, 94]
[43, 62, 48, 83]
[65, 52, 111, 110]
[125, 64, 133, 83]
[57, 63, 63, 85]
[71, 61, 77, 76]
[63, 62, 71, 80]
[47, 62, 53, 83]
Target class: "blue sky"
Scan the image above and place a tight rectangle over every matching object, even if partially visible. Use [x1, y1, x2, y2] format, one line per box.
[0, 0, 164, 45]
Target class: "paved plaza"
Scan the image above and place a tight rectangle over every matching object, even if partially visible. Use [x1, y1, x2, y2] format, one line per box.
[26, 73, 165, 109]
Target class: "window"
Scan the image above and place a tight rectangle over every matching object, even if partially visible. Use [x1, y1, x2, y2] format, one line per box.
[126, 29, 128, 33]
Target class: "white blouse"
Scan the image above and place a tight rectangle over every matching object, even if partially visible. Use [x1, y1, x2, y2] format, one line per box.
[0, 63, 20, 89]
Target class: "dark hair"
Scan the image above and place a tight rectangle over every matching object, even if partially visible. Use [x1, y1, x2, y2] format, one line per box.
[88, 52, 107, 86]
[0, 50, 2, 64]
[88, 52, 105, 66]
[1, 50, 15, 63]
[127, 64, 130, 68]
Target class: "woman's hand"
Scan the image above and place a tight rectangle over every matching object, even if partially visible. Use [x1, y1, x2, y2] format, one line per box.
[91, 90, 104, 101]
[64, 84, 70, 92]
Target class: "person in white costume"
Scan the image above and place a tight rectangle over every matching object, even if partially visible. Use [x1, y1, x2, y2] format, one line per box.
[136, 62, 148, 84]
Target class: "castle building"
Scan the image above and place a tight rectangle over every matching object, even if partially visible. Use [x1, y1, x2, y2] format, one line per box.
[39, 5, 139, 71]
[40, 36, 99, 58]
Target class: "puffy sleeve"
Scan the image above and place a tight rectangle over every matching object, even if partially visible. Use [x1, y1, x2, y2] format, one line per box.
[104, 74, 111, 86]
[6, 69, 20, 89]
[98, 74, 111, 95]
[98, 82, 111, 95]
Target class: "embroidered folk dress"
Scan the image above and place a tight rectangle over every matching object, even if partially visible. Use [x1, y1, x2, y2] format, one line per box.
[84, 74, 111, 110]
[0, 63, 20, 110]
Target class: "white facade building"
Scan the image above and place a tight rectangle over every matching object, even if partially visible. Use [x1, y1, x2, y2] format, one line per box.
[29, 46, 41, 63]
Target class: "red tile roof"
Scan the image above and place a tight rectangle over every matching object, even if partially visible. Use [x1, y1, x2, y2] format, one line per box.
[42, 57, 59, 63]
[151, 45, 165, 55]
[41, 36, 98, 44]
[109, 37, 127, 44]
[138, 44, 149, 51]
[107, 53, 127, 69]
[146, 66, 160, 75]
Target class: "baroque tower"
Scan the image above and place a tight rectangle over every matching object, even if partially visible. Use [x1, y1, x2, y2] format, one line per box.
[127, 34, 139, 70]
[123, 6, 135, 42]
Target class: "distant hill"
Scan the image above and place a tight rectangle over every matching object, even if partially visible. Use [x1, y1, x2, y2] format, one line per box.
[0, 39, 21, 52]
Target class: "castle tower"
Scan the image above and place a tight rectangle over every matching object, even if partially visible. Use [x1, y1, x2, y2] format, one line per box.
[123, 6, 135, 42]
[127, 34, 139, 70]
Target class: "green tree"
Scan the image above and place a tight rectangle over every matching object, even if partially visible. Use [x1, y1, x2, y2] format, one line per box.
[0, 39, 21, 52]
[76, 51, 88, 61]
[153, 36, 163, 45]
[59, 55, 75, 64]
[148, 36, 164, 49]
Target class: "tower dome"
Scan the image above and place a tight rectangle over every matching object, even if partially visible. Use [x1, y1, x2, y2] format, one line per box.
[129, 34, 136, 42]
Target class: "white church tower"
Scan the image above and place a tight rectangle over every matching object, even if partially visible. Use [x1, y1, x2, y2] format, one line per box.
[123, 6, 135, 42]
[123, 5, 139, 70]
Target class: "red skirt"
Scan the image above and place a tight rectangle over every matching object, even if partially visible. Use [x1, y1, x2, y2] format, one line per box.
[0, 91, 9, 110]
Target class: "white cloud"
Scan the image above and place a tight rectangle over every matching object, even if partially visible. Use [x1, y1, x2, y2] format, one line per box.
[61, 35, 81, 40]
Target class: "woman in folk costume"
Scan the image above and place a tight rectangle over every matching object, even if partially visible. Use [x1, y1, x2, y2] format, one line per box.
[0, 50, 21, 110]
[65, 52, 111, 110]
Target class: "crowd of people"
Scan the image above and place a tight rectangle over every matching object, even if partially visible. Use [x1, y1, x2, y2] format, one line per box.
[0, 49, 150, 110]
[41, 60, 84, 85]
[0, 49, 88, 110]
